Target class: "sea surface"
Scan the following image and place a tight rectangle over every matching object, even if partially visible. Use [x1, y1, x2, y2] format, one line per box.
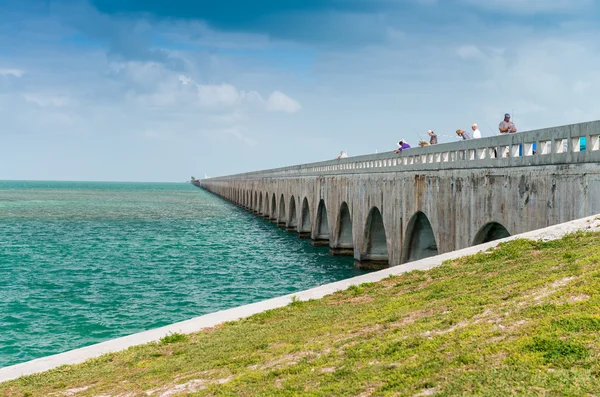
[0, 181, 366, 368]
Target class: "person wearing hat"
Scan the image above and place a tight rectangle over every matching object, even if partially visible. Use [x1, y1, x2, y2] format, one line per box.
[394, 140, 411, 154]
[471, 123, 482, 139]
[428, 130, 438, 145]
[499, 113, 517, 134]
[456, 129, 472, 140]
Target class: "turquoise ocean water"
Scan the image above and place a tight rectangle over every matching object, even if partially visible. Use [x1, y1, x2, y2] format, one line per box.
[0, 181, 366, 368]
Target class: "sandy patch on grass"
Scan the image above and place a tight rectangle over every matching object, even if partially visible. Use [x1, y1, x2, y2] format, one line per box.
[532, 277, 576, 301]
[414, 386, 440, 396]
[145, 376, 232, 397]
[563, 294, 590, 303]
[49, 386, 90, 396]
[248, 351, 319, 371]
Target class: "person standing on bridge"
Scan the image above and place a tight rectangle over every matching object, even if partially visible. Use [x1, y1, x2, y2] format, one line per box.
[428, 130, 438, 145]
[336, 151, 348, 159]
[394, 140, 411, 154]
[471, 123, 482, 139]
[499, 113, 517, 134]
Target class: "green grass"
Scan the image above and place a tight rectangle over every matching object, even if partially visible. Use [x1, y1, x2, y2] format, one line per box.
[3, 231, 600, 396]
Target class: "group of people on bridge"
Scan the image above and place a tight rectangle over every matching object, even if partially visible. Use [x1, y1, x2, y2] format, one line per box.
[335, 113, 518, 159]
[394, 113, 517, 154]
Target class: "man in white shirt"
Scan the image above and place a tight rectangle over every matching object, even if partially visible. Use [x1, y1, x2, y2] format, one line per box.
[336, 151, 348, 159]
[471, 123, 482, 139]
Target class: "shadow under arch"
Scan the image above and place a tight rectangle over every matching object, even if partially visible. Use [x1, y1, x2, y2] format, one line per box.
[312, 199, 329, 246]
[298, 197, 311, 238]
[254, 192, 258, 212]
[473, 222, 510, 246]
[358, 206, 389, 269]
[258, 193, 263, 215]
[263, 191, 269, 217]
[288, 195, 297, 231]
[270, 193, 277, 220]
[402, 211, 438, 264]
[278, 194, 286, 226]
[331, 202, 353, 256]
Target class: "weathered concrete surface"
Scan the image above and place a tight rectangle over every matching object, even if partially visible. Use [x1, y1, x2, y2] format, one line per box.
[2, 214, 599, 384]
[199, 120, 600, 268]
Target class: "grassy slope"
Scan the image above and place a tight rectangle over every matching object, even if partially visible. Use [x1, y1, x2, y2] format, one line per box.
[3, 232, 600, 397]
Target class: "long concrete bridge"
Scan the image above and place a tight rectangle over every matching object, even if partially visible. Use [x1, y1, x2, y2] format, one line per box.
[195, 120, 600, 269]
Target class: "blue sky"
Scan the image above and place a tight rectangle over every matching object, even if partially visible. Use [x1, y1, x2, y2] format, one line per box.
[1, 0, 600, 181]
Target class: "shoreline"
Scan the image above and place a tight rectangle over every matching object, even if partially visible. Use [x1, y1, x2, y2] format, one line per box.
[2, 213, 599, 383]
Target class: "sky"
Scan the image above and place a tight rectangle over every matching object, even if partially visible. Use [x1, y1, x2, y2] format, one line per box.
[1, 0, 600, 182]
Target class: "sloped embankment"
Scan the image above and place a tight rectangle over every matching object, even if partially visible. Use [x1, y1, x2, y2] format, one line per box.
[3, 231, 600, 396]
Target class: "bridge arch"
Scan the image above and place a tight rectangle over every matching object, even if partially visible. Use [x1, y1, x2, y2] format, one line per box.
[254, 192, 258, 212]
[313, 199, 330, 245]
[473, 222, 510, 245]
[278, 194, 286, 224]
[359, 206, 389, 268]
[332, 202, 353, 256]
[298, 197, 311, 238]
[258, 193, 263, 215]
[402, 211, 438, 263]
[264, 191, 269, 216]
[271, 193, 277, 219]
[288, 195, 297, 229]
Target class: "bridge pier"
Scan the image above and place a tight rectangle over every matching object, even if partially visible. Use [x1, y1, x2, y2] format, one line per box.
[330, 247, 354, 256]
[354, 258, 389, 271]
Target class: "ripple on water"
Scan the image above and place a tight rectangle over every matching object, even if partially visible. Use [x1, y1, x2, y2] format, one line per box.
[0, 181, 367, 368]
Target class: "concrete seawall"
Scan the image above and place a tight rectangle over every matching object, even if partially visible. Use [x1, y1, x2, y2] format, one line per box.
[2, 214, 599, 383]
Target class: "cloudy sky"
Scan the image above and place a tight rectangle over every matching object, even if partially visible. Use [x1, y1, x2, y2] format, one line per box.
[1, 0, 599, 181]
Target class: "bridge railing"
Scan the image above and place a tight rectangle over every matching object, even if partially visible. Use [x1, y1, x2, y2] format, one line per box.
[208, 120, 600, 180]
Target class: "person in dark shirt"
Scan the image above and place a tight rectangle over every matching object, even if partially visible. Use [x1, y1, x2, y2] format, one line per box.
[428, 130, 438, 145]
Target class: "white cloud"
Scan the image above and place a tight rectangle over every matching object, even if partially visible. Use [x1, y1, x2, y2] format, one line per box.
[23, 93, 70, 107]
[223, 127, 257, 146]
[459, 0, 592, 13]
[456, 45, 485, 60]
[266, 91, 302, 113]
[176, 74, 301, 113]
[196, 83, 262, 108]
[0, 68, 24, 78]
